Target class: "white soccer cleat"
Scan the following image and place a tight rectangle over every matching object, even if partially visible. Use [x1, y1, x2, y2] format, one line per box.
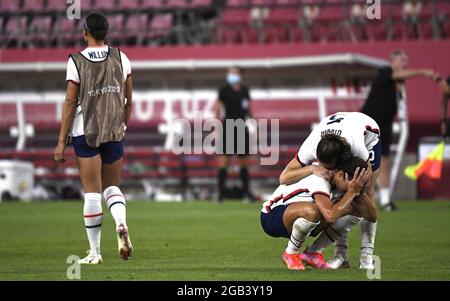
[117, 223, 133, 261]
[78, 252, 103, 265]
[359, 254, 374, 269]
[327, 256, 345, 269]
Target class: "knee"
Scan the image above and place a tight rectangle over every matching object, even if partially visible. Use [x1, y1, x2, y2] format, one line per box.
[299, 203, 321, 223]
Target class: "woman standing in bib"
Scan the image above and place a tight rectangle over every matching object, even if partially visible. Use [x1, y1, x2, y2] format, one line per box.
[54, 12, 133, 264]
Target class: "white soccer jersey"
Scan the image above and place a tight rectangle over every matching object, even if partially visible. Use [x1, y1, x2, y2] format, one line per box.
[297, 112, 380, 165]
[65, 45, 132, 137]
[261, 174, 331, 213]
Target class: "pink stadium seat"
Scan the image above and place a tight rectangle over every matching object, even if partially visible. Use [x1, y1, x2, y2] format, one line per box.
[92, 0, 116, 10]
[46, 0, 68, 11]
[22, 0, 46, 12]
[141, 0, 165, 9]
[107, 14, 125, 41]
[273, 0, 294, 5]
[266, 7, 299, 25]
[166, 0, 189, 9]
[0, 0, 21, 12]
[189, 0, 212, 8]
[147, 13, 173, 40]
[221, 8, 251, 25]
[124, 13, 148, 43]
[27, 16, 53, 45]
[52, 17, 78, 46]
[117, 0, 141, 10]
[1, 16, 28, 46]
[252, 0, 273, 6]
[228, 0, 250, 7]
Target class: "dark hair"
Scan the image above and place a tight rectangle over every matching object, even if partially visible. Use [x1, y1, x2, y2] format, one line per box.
[336, 156, 368, 180]
[316, 134, 351, 167]
[389, 49, 407, 61]
[84, 12, 109, 41]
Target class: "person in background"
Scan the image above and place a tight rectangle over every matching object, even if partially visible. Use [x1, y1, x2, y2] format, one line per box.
[360, 49, 438, 211]
[214, 67, 253, 203]
[436, 75, 450, 137]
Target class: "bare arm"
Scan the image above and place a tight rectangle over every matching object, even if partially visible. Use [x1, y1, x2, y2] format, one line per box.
[124, 75, 133, 126]
[391, 68, 435, 81]
[314, 167, 370, 224]
[279, 158, 332, 185]
[54, 81, 79, 162]
[438, 78, 450, 96]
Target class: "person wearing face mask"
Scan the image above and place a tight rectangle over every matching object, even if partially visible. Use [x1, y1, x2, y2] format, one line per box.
[214, 67, 253, 203]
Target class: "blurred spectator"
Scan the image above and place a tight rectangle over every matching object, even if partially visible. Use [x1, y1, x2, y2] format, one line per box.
[403, 0, 422, 38]
[350, 3, 369, 41]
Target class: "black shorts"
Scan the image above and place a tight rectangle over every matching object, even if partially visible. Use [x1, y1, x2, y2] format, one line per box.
[220, 122, 250, 156]
[378, 122, 393, 157]
[72, 135, 124, 164]
[260, 205, 290, 238]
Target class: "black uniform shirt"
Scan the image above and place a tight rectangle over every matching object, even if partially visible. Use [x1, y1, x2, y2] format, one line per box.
[218, 85, 251, 120]
[361, 66, 400, 123]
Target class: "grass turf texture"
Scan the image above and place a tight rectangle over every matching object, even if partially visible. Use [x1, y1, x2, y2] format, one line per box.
[0, 200, 449, 280]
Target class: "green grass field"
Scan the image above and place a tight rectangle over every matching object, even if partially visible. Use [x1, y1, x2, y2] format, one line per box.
[0, 200, 449, 281]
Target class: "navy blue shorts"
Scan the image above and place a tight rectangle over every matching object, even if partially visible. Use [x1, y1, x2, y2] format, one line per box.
[260, 205, 290, 238]
[72, 135, 124, 164]
[369, 139, 382, 172]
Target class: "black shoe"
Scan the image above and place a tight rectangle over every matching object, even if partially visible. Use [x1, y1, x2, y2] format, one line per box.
[389, 202, 399, 211]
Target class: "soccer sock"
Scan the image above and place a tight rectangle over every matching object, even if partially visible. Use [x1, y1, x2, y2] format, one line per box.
[379, 187, 390, 207]
[239, 167, 249, 195]
[83, 193, 103, 256]
[103, 186, 127, 229]
[360, 219, 377, 257]
[285, 218, 319, 254]
[218, 168, 227, 197]
[307, 215, 362, 261]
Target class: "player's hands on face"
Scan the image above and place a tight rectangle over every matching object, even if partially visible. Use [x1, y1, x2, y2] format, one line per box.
[311, 164, 333, 181]
[346, 167, 370, 195]
[54, 141, 66, 163]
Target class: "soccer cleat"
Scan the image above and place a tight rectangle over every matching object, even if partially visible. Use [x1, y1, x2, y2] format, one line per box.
[359, 254, 374, 269]
[301, 251, 330, 269]
[327, 256, 350, 269]
[117, 224, 133, 261]
[78, 252, 103, 265]
[282, 252, 305, 270]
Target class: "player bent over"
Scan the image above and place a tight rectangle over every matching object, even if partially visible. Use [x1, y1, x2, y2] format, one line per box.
[261, 156, 370, 270]
[280, 112, 381, 269]
[54, 13, 133, 264]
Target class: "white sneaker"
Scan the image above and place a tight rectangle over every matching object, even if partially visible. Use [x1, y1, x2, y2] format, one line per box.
[359, 254, 374, 269]
[327, 256, 345, 269]
[78, 252, 103, 265]
[117, 223, 133, 260]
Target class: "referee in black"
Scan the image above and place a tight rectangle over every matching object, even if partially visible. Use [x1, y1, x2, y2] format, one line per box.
[214, 66, 253, 203]
[361, 49, 438, 211]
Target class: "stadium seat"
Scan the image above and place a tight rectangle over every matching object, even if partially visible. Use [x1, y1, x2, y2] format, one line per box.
[22, 0, 46, 12]
[189, 0, 213, 8]
[0, 16, 28, 48]
[27, 16, 53, 47]
[227, 0, 251, 8]
[117, 0, 141, 10]
[146, 13, 174, 43]
[91, 0, 116, 11]
[45, 0, 68, 12]
[107, 14, 125, 44]
[166, 0, 190, 9]
[252, 0, 273, 6]
[52, 17, 78, 47]
[0, 0, 21, 12]
[124, 13, 149, 45]
[141, 0, 165, 9]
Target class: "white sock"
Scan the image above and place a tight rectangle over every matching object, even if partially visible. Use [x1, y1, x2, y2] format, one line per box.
[83, 193, 103, 256]
[103, 186, 127, 229]
[307, 215, 362, 261]
[379, 187, 390, 207]
[285, 218, 319, 254]
[360, 219, 377, 256]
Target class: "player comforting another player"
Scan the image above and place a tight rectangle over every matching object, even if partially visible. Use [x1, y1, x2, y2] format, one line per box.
[261, 147, 371, 270]
[54, 12, 133, 264]
[278, 112, 381, 269]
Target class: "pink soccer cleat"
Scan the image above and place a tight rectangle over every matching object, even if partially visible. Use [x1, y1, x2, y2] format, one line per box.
[282, 252, 305, 270]
[301, 251, 331, 269]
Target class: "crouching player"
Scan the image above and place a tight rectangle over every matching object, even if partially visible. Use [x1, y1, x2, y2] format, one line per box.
[261, 155, 370, 270]
[54, 12, 133, 264]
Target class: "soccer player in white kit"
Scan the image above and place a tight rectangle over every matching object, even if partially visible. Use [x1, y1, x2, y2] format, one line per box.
[280, 112, 381, 269]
